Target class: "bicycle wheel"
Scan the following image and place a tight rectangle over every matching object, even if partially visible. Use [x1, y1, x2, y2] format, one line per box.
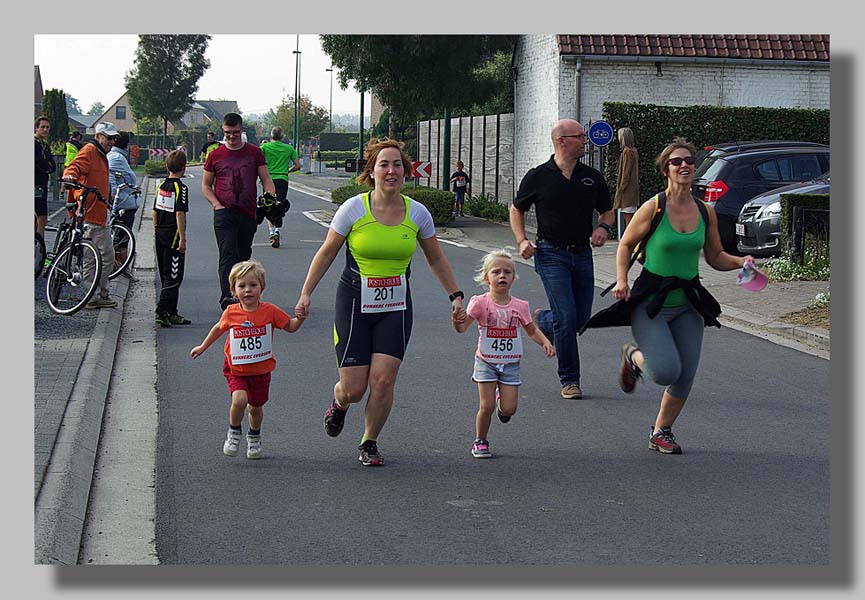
[45, 240, 102, 315]
[35, 232, 46, 279]
[109, 222, 136, 280]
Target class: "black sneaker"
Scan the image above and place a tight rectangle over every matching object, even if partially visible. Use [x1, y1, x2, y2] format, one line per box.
[324, 399, 348, 437]
[219, 297, 239, 311]
[358, 440, 384, 466]
[648, 426, 683, 454]
[168, 314, 192, 325]
[618, 343, 642, 394]
[270, 231, 280, 248]
[155, 313, 172, 328]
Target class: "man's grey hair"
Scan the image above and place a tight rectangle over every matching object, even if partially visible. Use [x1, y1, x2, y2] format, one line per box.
[271, 127, 284, 140]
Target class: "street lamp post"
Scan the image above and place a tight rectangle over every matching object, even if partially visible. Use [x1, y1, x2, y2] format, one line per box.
[292, 35, 301, 150]
[326, 67, 334, 133]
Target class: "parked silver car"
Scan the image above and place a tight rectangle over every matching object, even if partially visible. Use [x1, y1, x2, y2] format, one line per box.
[736, 172, 830, 256]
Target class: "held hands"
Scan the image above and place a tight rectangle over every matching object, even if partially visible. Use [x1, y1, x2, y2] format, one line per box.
[295, 294, 310, 321]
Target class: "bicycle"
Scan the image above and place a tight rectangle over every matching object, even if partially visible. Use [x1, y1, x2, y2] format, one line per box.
[35, 213, 46, 279]
[107, 176, 140, 279]
[43, 182, 104, 315]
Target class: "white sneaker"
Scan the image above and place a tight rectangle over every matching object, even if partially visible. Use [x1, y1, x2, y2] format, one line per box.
[246, 434, 262, 459]
[223, 428, 241, 456]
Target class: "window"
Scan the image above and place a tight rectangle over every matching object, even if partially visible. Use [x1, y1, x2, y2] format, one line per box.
[755, 159, 781, 182]
[788, 155, 822, 181]
[116, 106, 126, 120]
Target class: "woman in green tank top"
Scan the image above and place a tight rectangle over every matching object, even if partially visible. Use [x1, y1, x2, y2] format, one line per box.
[609, 137, 753, 455]
[295, 139, 466, 466]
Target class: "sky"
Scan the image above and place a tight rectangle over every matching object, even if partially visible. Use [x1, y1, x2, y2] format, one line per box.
[34, 34, 369, 119]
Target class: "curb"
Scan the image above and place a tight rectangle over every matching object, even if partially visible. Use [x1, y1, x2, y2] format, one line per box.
[34, 177, 150, 565]
[34, 272, 130, 564]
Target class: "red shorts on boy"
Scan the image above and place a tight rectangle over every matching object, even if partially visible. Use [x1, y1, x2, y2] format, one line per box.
[223, 358, 271, 407]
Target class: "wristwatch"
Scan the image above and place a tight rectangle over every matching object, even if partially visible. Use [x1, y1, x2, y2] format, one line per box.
[448, 290, 465, 302]
[598, 222, 612, 233]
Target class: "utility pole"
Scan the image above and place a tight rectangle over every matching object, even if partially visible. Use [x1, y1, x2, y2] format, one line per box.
[326, 67, 334, 133]
[358, 90, 365, 163]
[292, 35, 301, 150]
[441, 108, 451, 190]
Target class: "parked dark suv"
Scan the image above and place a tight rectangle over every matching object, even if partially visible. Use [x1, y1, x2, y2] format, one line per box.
[691, 145, 830, 254]
[695, 140, 829, 169]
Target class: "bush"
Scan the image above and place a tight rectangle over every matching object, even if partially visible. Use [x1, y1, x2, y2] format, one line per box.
[331, 182, 371, 204]
[403, 186, 454, 226]
[144, 159, 168, 176]
[464, 193, 509, 222]
[763, 254, 830, 282]
[330, 182, 455, 226]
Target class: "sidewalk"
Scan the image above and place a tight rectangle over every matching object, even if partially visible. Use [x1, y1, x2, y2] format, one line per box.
[33, 169, 829, 564]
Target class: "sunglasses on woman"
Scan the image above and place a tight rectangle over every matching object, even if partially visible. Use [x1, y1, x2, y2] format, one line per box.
[667, 156, 695, 166]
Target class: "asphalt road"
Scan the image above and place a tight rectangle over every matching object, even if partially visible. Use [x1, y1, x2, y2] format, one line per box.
[150, 179, 830, 566]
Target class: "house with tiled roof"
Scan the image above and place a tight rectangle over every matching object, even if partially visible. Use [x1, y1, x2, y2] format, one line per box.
[512, 34, 830, 188]
[95, 93, 240, 134]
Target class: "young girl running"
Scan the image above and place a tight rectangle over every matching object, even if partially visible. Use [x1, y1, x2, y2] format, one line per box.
[452, 250, 555, 458]
[190, 260, 306, 459]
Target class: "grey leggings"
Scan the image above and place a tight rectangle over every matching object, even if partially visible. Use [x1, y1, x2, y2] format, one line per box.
[631, 300, 704, 399]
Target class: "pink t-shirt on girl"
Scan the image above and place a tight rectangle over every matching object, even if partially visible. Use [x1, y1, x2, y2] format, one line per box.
[465, 293, 532, 360]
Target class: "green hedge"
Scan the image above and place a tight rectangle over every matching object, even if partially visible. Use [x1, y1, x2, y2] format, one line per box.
[601, 103, 830, 201]
[464, 193, 509, 222]
[779, 192, 829, 260]
[331, 183, 455, 226]
[144, 159, 168, 176]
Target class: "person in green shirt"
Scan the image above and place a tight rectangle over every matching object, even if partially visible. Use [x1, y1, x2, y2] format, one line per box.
[259, 127, 301, 248]
[200, 131, 221, 162]
[65, 131, 84, 167]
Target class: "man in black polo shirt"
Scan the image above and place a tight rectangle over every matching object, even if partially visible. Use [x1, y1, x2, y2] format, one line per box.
[510, 119, 614, 400]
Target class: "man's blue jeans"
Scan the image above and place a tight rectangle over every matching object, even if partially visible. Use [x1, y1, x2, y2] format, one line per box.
[533, 241, 595, 386]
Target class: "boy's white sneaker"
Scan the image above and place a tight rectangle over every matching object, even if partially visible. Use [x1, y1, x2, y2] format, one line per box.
[246, 434, 262, 459]
[223, 428, 241, 456]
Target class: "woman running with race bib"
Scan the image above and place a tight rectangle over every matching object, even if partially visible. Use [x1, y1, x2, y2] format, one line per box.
[295, 138, 465, 467]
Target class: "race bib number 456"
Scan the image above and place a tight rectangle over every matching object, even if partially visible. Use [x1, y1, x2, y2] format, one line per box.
[361, 275, 407, 313]
[479, 326, 523, 363]
[229, 323, 273, 365]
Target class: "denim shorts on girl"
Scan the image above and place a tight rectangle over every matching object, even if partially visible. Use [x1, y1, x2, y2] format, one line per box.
[471, 356, 522, 386]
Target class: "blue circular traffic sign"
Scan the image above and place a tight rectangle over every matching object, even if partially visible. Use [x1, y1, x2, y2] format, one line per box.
[588, 120, 614, 147]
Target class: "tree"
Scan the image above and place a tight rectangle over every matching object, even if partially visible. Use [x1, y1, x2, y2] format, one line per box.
[125, 35, 211, 139]
[65, 94, 82, 115]
[41, 89, 69, 149]
[319, 35, 516, 138]
[87, 101, 105, 116]
[272, 94, 330, 141]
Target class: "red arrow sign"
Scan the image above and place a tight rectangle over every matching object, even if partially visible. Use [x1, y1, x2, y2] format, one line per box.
[412, 161, 432, 178]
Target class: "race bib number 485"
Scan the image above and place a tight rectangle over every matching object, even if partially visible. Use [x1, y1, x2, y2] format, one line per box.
[229, 323, 273, 365]
[361, 275, 407, 313]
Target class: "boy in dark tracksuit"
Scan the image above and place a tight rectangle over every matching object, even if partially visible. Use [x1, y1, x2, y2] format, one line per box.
[154, 150, 191, 327]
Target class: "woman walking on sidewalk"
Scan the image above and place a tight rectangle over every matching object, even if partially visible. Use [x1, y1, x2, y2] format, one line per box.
[295, 138, 465, 466]
[582, 137, 752, 455]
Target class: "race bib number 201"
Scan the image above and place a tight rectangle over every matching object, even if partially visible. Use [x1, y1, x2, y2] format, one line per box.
[361, 275, 407, 313]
